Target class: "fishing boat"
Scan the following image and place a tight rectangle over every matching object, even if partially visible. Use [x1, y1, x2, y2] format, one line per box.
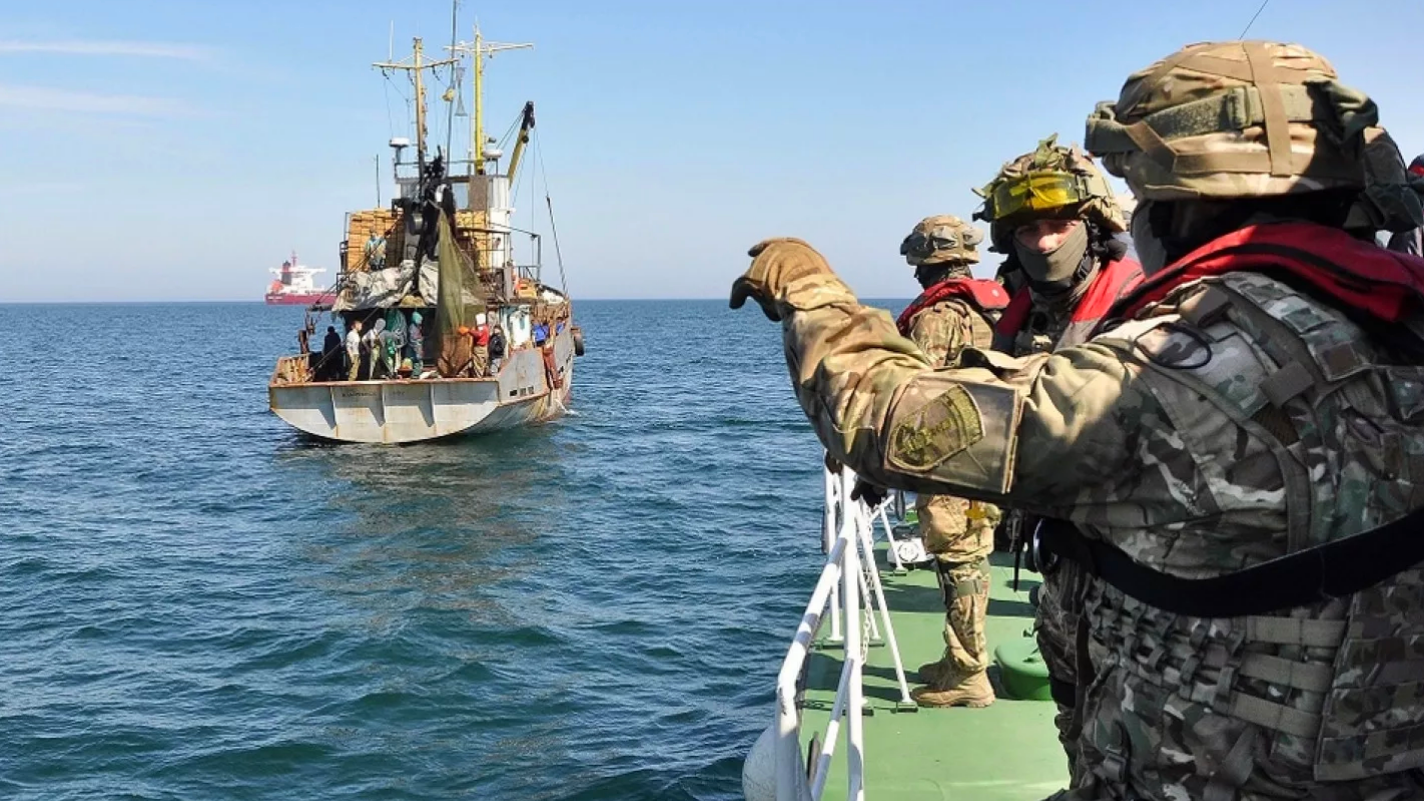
[741, 461, 1065, 800]
[268, 25, 584, 444]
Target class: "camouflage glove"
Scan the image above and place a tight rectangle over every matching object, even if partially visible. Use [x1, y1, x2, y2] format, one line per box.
[729, 237, 835, 321]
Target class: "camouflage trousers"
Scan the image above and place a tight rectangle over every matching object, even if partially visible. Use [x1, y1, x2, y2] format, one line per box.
[918, 493, 996, 676]
[1036, 559, 1088, 780]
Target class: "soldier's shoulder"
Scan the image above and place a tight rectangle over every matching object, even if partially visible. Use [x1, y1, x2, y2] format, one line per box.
[1091, 273, 1373, 413]
[915, 296, 989, 325]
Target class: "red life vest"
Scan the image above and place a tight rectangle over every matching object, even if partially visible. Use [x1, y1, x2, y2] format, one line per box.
[896, 278, 1011, 337]
[475, 323, 491, 347]
[1110, 222, 1424, 325]
[995, 256, 1144, 340]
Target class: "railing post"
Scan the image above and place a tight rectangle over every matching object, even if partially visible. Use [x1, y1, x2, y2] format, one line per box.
[857, 503, 914, 705]
[839, 469, 864, 801]
[824, 464, 842, 643]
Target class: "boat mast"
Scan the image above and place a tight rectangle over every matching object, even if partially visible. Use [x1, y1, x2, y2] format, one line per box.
[449, 27, 531, 176]
[374, 38, 458, 172]
[473, 28, 483, 175]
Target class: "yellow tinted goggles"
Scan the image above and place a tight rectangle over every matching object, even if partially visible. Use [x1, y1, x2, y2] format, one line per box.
[990, 171, 1089, 220]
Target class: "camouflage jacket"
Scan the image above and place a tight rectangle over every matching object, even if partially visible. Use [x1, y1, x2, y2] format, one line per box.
[770, 226, 1424, 799]
[900, 295, 998, 367]
[901, 291, 1003, 552]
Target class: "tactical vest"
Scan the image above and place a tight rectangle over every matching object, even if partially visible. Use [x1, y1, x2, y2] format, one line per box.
[994, 255, 1143, 354]
[1061, 224, 1424, 786]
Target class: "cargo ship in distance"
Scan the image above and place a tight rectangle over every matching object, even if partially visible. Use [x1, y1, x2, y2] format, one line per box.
[265, 252, 336, 305]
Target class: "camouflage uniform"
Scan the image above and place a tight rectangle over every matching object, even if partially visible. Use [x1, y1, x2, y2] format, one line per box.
[975, 139, 1139, 772]
[732, 41, 1424, 801]
[897, 215, 1008, 708]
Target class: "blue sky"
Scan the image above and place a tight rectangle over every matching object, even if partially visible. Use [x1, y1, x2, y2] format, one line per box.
[3, 0, 1423, 302]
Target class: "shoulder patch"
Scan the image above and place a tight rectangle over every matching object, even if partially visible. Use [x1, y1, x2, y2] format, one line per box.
[888, 385, 985, 472]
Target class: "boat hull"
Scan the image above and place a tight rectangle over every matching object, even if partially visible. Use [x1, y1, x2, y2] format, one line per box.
[269, 330, 575, 443]
[266, 291, 336, 305]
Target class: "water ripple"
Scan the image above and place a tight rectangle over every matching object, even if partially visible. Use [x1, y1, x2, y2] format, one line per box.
[0, 300, 844, 799]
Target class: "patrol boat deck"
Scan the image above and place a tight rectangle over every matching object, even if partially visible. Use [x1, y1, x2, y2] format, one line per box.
[743, 464, 1065, 800]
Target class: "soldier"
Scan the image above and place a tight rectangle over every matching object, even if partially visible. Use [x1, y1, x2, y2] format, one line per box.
[973, 137, 1143, 773]
[978, 136, 1141, 356]
[895, 215, 1011, 707]
[731, 40, 1424, 801]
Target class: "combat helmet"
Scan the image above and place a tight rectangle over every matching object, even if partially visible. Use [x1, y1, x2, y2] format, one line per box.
[973, 135, 1127, 253]
[900, 215, 983, 268]
[1084, 41, 1376, 203]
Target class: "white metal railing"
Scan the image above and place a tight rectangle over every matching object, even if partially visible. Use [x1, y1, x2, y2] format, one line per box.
[764, 460, 915, 801]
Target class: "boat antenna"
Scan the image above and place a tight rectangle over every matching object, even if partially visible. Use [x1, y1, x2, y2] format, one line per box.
[444, 0, 460, 159]
[374, 154, 381, 206]
[1238, 0, 1270, 38]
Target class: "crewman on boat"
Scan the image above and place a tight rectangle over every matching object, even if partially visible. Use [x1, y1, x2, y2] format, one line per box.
[406, 311, 425, 374]
[319, 325, 341, 381]
[472, 312, 492, 377]
[893, 215, 1009, 708]
[365, 230, 387, 270]
[344, 319, 362, 382]
[488, 323, 506, 375]
[363, 318, 387, 380]
[380, 312, 405, 378]
[972, 137, 1142, 772]
[732, 40, 1424, 800]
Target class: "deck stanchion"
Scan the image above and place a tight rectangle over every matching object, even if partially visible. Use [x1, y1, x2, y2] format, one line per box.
[840, 469, 865, 801]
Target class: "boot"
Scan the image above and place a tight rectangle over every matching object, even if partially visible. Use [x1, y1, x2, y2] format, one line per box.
[911, 670, 995, 708]
[917, 658, 956, 686]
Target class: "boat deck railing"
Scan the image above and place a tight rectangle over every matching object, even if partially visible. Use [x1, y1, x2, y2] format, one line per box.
[765, 460, 918, 801]
[272, 353, 311, 386]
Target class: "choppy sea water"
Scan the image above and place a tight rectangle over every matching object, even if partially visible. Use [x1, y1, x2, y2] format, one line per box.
[0, 299, 881, 800]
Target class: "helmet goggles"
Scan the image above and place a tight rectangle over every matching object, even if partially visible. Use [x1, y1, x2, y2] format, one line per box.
[987, 170, 1103, 222]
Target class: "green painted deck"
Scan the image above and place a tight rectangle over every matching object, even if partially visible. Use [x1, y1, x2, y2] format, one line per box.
[799, 551, 1068, 800]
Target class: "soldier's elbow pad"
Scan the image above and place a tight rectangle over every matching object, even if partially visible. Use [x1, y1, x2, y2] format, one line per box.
[883, 372, 1022, 495]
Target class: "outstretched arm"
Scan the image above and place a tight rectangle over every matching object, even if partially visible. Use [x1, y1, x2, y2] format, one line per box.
[733, 238, 1147, 519]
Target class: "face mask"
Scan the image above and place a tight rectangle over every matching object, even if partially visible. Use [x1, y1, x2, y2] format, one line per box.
[1013, 222, 1088, 290]
[1130, 201, 1170, 276]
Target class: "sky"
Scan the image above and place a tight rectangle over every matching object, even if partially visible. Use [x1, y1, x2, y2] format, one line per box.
[3, 0, 1424, 302]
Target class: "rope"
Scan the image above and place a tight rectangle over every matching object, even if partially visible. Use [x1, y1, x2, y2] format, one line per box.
[535, 131, 569, 295]
[382, 72, 395, 138]
[380, 70, 413, 138]
[496, 113, 521, 151]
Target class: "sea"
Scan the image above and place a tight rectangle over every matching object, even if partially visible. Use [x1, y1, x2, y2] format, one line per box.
[0, 299, 904, 800]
